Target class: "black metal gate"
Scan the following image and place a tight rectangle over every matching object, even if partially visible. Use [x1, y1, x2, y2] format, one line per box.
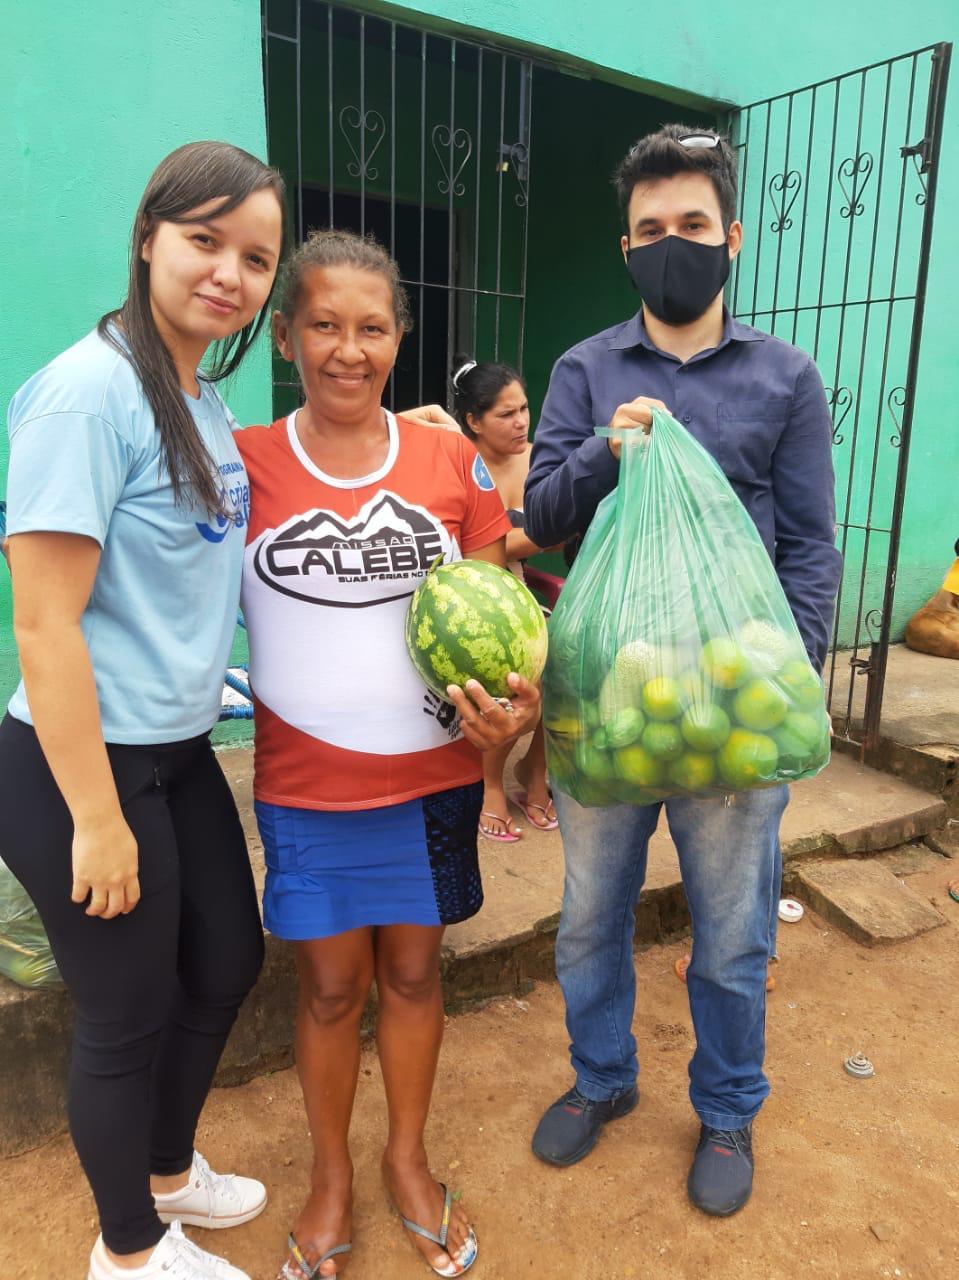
[726, 44, 951, 749]
[262, 0, 533, 416]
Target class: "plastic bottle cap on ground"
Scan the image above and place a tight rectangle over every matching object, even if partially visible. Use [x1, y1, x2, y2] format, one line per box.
[844, 1052, 875, 1079]
[778, 898, 804, 923]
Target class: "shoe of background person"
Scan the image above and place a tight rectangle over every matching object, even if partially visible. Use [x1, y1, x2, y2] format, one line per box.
[88, 1220, 251, 1279]
[531, 1084, 638, 1167]
[687, 1123, 754, 1217]
[154, 1151, 267, 1229]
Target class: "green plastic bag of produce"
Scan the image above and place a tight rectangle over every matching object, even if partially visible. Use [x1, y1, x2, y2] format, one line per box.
[0, 856, 62, 990]
[544, 407, 831, 807]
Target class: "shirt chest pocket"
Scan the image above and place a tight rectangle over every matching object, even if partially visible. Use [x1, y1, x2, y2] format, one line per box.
[717, 399, 790, 482]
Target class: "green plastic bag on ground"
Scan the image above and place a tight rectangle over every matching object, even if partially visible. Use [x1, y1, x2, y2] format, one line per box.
[0, 856, 62, 990]
[544, 408, 831, 807]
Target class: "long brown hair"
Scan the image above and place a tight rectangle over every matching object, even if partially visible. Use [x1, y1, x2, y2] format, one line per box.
[99, 141, 286, 513]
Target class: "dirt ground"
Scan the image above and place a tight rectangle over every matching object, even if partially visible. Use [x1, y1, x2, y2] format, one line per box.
[2, 862, 957, 1280]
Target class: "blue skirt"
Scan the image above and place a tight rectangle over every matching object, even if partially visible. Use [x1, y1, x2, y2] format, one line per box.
[256, 781, 484, 941]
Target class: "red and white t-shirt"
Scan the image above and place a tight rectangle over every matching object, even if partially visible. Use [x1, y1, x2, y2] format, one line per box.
[237, 411, 511, 810]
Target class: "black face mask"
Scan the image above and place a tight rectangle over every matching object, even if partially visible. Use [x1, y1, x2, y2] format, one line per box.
[626, 235, 731, 327]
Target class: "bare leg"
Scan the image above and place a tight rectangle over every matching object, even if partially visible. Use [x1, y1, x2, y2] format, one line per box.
[281, 928, 375, 1279]
[376, 925, 474, 1275]
[479, 742, 521, 839]
[513, 721, 556, 827]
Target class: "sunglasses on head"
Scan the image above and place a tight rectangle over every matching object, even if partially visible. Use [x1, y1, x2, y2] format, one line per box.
[678, 133, 722, 149]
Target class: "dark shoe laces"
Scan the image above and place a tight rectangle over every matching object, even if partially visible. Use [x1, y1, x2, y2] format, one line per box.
[562, 1088, 594, 1113]
[703, 1126, 752, 1157]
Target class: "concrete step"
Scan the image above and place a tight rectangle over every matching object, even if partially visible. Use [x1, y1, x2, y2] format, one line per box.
[792, 858, 947, 946]
[0, 749, 946, 1157]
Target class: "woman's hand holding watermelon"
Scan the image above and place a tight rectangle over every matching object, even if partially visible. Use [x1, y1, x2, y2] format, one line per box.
[446, 672, 541, 751]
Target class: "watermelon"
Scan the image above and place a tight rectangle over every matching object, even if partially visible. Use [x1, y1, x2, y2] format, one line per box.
[405, 559, 548, 700]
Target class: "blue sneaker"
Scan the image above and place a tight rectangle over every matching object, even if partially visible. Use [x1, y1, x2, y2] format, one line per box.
[687, 1123, 754, 1216]
[532, 1085, 639, 1167]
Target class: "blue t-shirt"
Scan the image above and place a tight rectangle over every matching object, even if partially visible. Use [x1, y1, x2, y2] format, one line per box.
[5, 329, 249, 743]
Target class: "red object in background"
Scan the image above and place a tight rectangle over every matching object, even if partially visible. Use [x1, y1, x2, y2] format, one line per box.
[523, 566, 564, 611]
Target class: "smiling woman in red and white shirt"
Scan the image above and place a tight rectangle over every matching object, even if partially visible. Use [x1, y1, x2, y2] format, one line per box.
[236, 228, 539, 1280]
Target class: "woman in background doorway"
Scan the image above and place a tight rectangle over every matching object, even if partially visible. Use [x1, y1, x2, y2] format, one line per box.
[451, 359, 559, 840]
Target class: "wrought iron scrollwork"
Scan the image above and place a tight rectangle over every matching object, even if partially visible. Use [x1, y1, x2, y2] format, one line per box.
[826, 385, 853, 445]
[768, 169, 802, 233]
[864, 608, 884, 644]
[338, 107, 386, 181]
[500, 142, 529, 207]
[886, 386, 906, 448]
[432, 125, 473, 197]
[837, 152, 874, 218]
[900, 140, 929, 207]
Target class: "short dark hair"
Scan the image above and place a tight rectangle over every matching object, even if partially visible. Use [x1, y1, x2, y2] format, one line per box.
[450, 357, 526, 441]
[614, 124, 738, 234]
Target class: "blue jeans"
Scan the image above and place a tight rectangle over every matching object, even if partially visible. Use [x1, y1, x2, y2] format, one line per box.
[552, 784, 789, 1131]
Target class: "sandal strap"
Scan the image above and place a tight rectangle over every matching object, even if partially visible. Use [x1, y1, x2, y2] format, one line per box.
[400, 1184, 452, 1248]
[479, 811, 517, 830]
[284, 1234, 352, 1279]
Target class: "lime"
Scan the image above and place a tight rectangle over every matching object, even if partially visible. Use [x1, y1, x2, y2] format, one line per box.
[699, 637, 750, 690]
[667, 750, 717, 791]
[641, 676, 687, 722]
[732, 678, 789, 732]
[613, 744, 666, 788]
[575, 741, 618, 782]
[680, 703, 731, 752]
[640, 721, 684, 761]
[778, 659, 823, 712]
[717, 729, 779, 788]
[606, 706, 646, 748]
[773, 711, 829, 763]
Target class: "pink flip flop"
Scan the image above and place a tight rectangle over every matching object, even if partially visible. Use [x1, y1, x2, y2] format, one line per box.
[510, 792, 559, 831]
[479, 812, 522, 842]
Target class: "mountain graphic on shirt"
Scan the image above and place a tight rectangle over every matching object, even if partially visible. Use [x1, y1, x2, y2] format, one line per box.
[252, 489, 455, 608]
[276, 492, 439, 544]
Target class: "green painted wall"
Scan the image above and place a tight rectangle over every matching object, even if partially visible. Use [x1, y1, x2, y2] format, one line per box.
[386, 0, 958, 638]
[0, 0, 270, 738]
[3, 0, 954, 729]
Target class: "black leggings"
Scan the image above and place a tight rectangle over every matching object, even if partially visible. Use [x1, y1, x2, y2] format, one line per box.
[0, 715, 264, 1254]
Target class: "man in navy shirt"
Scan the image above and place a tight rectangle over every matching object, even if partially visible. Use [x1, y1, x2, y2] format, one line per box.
[525, 125, 842, 1217]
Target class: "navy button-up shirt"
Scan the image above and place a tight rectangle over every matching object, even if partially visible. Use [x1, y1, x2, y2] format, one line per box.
[525, 310, 843, 670]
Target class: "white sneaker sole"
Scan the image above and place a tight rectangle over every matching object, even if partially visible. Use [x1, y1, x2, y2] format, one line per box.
[156, 1196, 267, 1230]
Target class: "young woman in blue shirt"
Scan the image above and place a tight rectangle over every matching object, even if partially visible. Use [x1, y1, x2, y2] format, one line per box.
[0, 142, 285, 1280]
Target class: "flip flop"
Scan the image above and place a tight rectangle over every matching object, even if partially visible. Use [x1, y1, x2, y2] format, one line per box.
[277, 1232, 351, 1279]
[675, 952, 776, 991]
[510, 791, 559, 831]
[399, 1183, 478, 1277]
[478, 812, 522, 842]
[948, 880, 959, 904]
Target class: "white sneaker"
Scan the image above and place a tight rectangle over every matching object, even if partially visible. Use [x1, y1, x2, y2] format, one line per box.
[154, 1151, 267, 1229]
[87, 1220, 251, 1279]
